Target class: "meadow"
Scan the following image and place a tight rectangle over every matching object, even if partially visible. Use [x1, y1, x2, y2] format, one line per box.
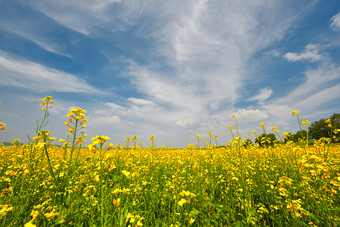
[0, 97, 339, 226]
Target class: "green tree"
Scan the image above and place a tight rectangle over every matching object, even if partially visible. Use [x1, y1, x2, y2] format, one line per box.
[309, 113, 340, 141]
[292, 130, 308, 142]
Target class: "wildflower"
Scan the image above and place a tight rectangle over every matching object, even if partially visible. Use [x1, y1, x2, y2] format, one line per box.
[113, 199, 120, 207]
[44, 211, 58, 220]
[228, 125, 232, 129]
[24, 221, 37, 227]
[122, 170, 131, 177]
[91, 135, 111, 147]
[178, 198, 187, 206]
[292, 110, 297, 116]
[0, 205, 13, 218]
[189, 218, 195, 225]
[0, 122, 6, 130]
[271, 126, 279, 132]
[301, 120, 310, 126]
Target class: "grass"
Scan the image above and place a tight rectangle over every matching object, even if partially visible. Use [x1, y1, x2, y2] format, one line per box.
[0, 97, 339, 226]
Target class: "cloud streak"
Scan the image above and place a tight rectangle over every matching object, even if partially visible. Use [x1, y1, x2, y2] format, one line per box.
[0, 52, 102, 94]
[330, 12, 340, 31]
[284, 44, 323, 62]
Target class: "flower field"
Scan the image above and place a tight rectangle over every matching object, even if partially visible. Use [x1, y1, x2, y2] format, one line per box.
[0, 97, 339, 226]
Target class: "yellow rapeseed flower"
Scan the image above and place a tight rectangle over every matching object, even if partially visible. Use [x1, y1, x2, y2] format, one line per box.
[113, 199, 120, 208]
[178, 198, 187, 206]
[271, 126, 278, 132]
[292, 110, 297, 116]
[301, 120, 310, 126]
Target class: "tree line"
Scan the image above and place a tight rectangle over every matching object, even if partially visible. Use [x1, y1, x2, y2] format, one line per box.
[254, 113, 340, 147]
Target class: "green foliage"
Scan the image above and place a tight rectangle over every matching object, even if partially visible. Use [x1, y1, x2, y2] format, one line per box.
[309, 113, 340, 142]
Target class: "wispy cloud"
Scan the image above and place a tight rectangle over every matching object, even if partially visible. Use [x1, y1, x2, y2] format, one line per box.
[29, 0, 145, 36]
[263, 63, 340, 125]
[330, 12, 340, 31]
[128, 98, 154, 105]
[284, 44, 323, 62]
[126, 1, 306, 113]
[0, 52, 102, 94]
[248, 87, 273, 103]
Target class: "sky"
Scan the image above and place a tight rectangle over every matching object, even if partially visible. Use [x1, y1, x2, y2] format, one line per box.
[0, 0, 340, 147]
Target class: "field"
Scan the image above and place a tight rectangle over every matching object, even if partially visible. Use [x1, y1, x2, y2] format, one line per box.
[0, 97, 340, 226]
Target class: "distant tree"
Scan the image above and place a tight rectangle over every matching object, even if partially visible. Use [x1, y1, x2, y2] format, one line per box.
[309, 119, 329, 140]
[255, 133, 276, 147]
[309, 113, 340, 141]
[292, 130, 308, 142]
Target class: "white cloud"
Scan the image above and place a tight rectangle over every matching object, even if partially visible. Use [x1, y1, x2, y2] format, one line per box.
[330, 12, 340, 31]
[125, 1, 305, 114]
[284, 44, 323, 62]
[0, 52, 102, 94]
[263, 63, 340, 125]
[128, 98, 154, 105]
[176, 118, 195, 127]
[235, 109, 268, 121]
[29, 0, 144, 36]
[248, 87, 273, 103]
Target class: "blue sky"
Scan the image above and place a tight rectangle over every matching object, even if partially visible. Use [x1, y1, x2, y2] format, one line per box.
[1, 0, 340, 147]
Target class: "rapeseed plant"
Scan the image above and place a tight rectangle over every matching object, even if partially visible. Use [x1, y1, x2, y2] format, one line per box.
[0, 97, 339, 226]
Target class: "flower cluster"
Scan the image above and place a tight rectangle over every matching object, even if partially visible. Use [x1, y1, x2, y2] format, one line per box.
[0, 122, 6, 131]
[41, 96, 54, 111]
[64, 108, 88, 133]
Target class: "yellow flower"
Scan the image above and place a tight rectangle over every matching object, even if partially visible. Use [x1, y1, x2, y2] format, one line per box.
[196, 134, 200, 138]
[232, 115, 236, 119]
[178, 198, 187, 206]
[113, 199, 120, 207]
[292, 110, 297, 116]
[68, 127, 74, 133]
[24, 221, 36, 227]
[122, 170, 131, 177]
[44, 211, 58, 220]
[271, 126, 278, 132]
[301, 120, 310, 126]
[260, 122, 265, 127]
[228, 125, 232, 129]
[189, 218, 195, 225]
